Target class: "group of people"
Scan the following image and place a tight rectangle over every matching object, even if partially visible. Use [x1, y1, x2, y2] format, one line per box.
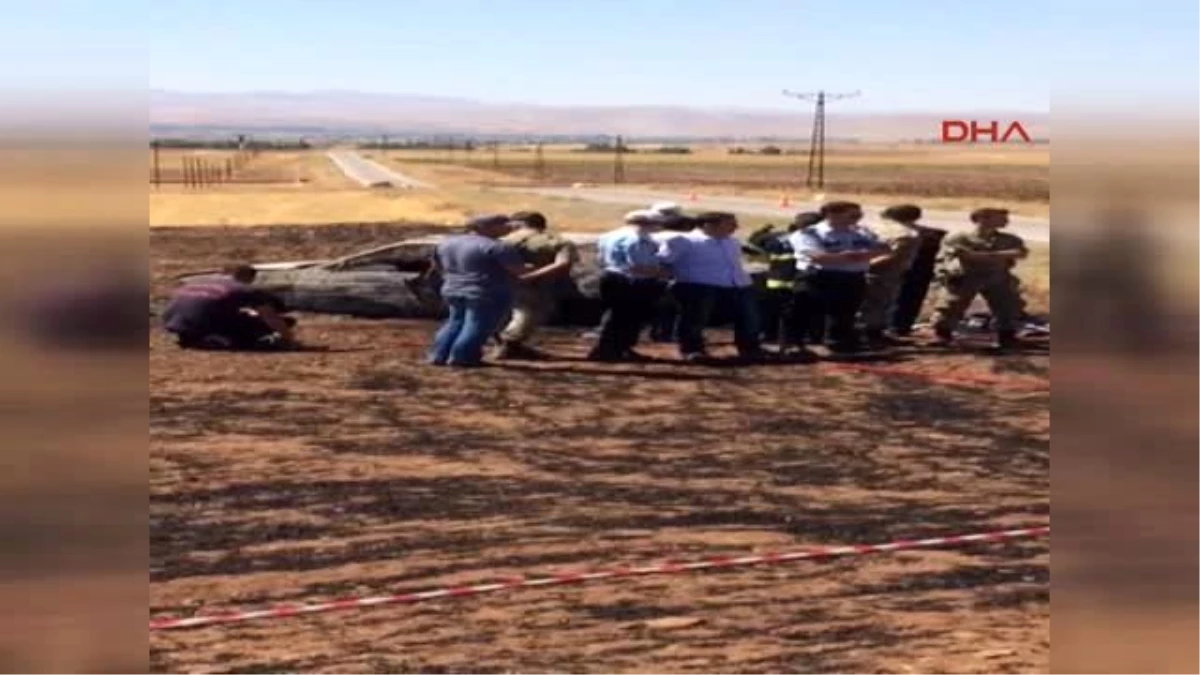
[158, 199, 1031, 365]
[424, 199, 1032, 368]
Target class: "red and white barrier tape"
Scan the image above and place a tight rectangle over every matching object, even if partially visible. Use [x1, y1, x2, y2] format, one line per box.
[150, 525, 1048, 632]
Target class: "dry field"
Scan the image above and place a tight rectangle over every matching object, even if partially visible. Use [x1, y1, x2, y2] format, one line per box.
[373, 144, 1050, 215]
[148, 145, 1052, 228]
[149, 151, 464, 227]
[150, 222, 1049, 674]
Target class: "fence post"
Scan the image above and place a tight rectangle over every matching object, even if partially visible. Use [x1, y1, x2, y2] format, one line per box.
[151, 141, 161, 188]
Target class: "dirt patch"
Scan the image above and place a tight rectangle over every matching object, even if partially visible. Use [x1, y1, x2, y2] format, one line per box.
[151, 223, 1049, 673]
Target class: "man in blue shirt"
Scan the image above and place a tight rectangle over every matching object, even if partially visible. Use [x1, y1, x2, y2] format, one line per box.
[588, 209, 668, 362]
[428, 214, 533, 367]
[660, 211, 766, 364]
[788, 201, 890, 355]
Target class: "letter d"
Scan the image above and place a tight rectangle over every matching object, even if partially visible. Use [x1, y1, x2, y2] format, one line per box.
[941, 120, 969, 142]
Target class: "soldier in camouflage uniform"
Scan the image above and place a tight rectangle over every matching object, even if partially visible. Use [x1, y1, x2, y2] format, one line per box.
[494, 211, 579, 359]
[860, 204, 924, 347]
[931, 207, 1029, 349]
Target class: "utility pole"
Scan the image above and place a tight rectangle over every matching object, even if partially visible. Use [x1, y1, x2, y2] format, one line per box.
[613, 135, 626, 185]
[782, 89, 860, 189]
[534, 141, 546, 181]
[491, 141, 500, 169]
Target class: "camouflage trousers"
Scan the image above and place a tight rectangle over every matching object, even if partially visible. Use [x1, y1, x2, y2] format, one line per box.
[932, 273, 1023, 332]
[860, 273, 906, 331]
[500, 286, 557, 343]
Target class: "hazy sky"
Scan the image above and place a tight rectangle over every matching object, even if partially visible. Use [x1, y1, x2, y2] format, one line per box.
[6, 0, 1198, 112]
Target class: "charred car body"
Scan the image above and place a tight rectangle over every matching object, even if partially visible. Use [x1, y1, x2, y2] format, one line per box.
[175, 233, 772, 326]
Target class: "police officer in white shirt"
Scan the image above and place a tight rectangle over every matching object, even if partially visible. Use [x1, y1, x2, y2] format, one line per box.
[788, 201, 890, 355]
[660, 211, 766, 363]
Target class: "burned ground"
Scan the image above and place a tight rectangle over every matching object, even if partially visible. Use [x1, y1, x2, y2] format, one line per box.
[151, 223, 1049, 674]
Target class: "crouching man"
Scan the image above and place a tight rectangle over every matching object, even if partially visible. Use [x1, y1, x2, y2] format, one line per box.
[162, 264, 298, 350]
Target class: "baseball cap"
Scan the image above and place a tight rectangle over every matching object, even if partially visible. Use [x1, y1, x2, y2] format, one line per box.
[624, 209, 663, 225]
[649, 201, 684, 216]
[465, 213, 511, 231]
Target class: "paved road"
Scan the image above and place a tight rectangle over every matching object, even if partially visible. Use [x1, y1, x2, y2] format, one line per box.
[503, 186, 1050, 244]
[326, 150, 432, 189]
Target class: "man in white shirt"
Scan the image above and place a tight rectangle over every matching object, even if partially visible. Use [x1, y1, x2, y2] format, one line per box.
[788, 201, 890, 355]
[646, 205, 696, 343]
[659, 211, 766, 363]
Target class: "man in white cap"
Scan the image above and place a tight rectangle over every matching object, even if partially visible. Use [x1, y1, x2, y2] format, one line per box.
[588, 209, 669, 362]
[649, 201, 684, 221]
[646, 202, 696, 342]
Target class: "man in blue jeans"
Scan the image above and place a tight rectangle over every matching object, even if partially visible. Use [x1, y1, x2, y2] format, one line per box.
[660, 211, 768, 364]
[428, 214, 534, 367]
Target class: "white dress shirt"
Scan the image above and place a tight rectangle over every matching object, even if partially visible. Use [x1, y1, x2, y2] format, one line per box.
[789, 223, 885, 274]
[661, 230, 752, 288]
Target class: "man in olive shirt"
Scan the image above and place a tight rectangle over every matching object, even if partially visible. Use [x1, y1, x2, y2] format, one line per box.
[861, 204, 925, 347]
[495, 211, 579, 359]
[931, 207, 1029, 349]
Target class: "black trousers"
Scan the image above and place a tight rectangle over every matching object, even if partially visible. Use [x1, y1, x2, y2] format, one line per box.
[674, 282, 761, 356]
[760, 287, 794, 343]
[176, 313, 294, 351]
[648, 286, 680, 342]
[592, 273, 664, 356]
[891, 229, 947, 334]
[791, 270, 867, 348]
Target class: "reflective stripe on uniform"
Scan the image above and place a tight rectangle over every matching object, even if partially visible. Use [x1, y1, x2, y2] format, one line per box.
[765, 279, 797, 290]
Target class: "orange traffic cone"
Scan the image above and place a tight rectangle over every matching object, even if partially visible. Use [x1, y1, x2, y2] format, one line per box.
[779, 194, 791, 207]
[688, 191, 698, 202]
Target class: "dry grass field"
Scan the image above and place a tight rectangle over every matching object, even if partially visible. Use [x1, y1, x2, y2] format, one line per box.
[149, 151, 464, 227]
[372, 143, 1050, 216]
[150, 222, 1049, 674]
[148, 145, 1051, 228]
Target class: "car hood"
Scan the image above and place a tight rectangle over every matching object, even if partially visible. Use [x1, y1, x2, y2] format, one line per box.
[174, 231, 765, 280]
[252, 260, 330, 271]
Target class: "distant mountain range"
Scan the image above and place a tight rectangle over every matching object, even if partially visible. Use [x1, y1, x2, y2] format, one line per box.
[150, 90, 1049, 142]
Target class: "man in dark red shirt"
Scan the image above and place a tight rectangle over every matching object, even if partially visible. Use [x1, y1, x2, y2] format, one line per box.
[162, 264, 296, 350]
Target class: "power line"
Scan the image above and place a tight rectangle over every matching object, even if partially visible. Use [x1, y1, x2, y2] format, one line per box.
[782, 89, 861, 190]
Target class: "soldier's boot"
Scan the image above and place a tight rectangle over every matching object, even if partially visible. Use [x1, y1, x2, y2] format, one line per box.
[996, 330, 1024, 351]
[930, 324, 955, 347]
[493, 339, 546, 361]
[864, 328, 908, 348]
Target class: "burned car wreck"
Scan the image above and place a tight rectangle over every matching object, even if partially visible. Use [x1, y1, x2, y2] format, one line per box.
[174, 233, 772, 327]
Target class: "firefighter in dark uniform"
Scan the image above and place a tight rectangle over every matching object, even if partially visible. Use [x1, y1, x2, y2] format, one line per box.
[755, 211, 824, 349]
